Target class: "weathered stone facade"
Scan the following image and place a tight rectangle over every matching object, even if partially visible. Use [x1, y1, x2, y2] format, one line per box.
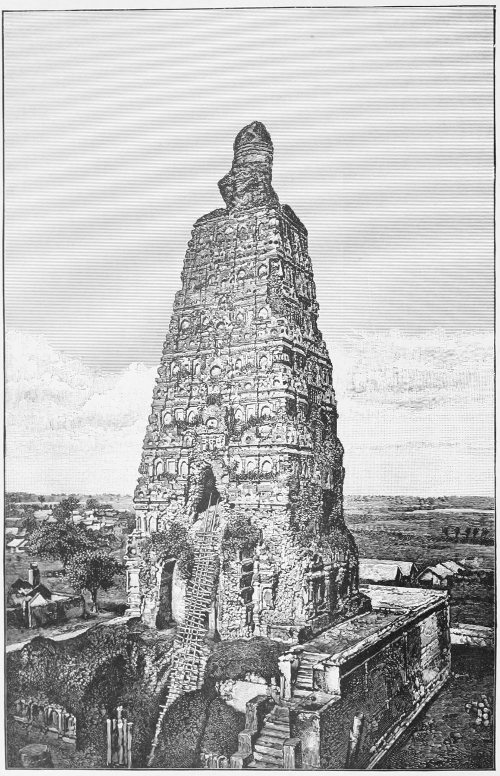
[126, 121, 364, 641]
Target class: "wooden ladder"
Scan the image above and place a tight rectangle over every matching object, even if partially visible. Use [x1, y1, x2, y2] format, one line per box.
[147, 503, 220, 766]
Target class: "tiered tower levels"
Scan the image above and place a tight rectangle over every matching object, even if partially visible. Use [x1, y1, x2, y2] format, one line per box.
[127, 122, 362, 641]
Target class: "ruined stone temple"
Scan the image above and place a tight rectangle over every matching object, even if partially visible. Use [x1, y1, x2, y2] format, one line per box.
[124, 123, 451, 769]
[126, 121, 365, 643]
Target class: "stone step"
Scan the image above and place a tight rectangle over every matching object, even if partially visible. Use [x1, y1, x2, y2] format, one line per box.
[264, 717, 289, 730]
[255, 740, 286, 756]
[301, 652, 329, 664]
[253, 750, 284, 766]
[273, 707, 290, 722]
[295, 674, 312, 683]
[253, 745, 284, 761]
[259, 728, 289, 743]
[263, 720, 289, 734]
[247, 760, 277, 770]
[293, 689, 314, 699]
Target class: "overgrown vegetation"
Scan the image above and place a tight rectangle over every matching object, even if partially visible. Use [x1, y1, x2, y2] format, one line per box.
[221, 514, 261, 559]
[139, 522, 195, 583]
[205, 637, 286, 682]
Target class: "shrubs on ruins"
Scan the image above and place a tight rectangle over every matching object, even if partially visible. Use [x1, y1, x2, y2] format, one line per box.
[221, 514, 260, 562]
[151, 688, 216, 767]
[7, 622, 171, 767]
[205, 638, 285, 683]
[66, 550, 124, 613]
[139, 521, 195, 584]
[200, 699, 245, 760]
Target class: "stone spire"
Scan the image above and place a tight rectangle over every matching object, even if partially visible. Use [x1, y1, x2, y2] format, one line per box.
[125, 122, 367, 643]
[218, 121, 279, 210]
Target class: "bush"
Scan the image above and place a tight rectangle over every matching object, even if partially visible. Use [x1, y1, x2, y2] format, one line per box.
[140, 522, 195, 583]
[205, 638, 286, 683]
[201, 698, 245, 759]
[221, 515, 261, 558]
[152, 688, 215, 767]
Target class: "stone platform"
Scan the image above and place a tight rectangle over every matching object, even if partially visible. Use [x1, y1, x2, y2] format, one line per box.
[234, 585, 451, 769]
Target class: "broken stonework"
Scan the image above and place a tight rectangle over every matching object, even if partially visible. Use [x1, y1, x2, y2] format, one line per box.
[126, 121, 367, 641]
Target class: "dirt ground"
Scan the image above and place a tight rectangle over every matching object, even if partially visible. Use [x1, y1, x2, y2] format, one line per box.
[380, 646, 494, 770]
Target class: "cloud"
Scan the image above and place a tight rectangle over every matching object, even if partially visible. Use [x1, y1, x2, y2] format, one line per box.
[5, 328, 493, 496]
[6, 329, 156, 494]
[329, 328, 493, 494]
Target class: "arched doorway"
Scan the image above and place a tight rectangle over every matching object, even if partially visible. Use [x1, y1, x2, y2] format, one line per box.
[156, 559, 175, 629]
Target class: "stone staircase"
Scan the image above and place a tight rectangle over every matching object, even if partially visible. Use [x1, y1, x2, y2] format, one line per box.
[293, 649, 330, 697]
[247, 706, 290, 770]
[147, 505, 221, 766]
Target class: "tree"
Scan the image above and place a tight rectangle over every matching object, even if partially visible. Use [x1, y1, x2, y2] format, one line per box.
[25, 517, 108, 569]
[442, 526, 449, 540]
[453, 526, 460, 542]
[472, 527, 480, 542]
[21, 512, 38, 534]
[38, 495, 46, 504]
[53, 495, 81, 521]
[66, 550, 124, 612]
[85, 497, 100, 511]
[463, 526, 472, 543]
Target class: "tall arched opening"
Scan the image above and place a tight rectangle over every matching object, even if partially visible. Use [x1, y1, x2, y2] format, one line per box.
[155, 559, 176, 629]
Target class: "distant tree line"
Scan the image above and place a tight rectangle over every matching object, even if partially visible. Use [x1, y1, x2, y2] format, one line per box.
[442, 526, 493, 545]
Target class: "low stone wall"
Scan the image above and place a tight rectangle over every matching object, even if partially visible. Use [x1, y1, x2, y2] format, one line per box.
[13, 698, 76, 747]
[288, 590, 451, 769]
[217, 674, 270, 713]
[450, 624, 493, 649]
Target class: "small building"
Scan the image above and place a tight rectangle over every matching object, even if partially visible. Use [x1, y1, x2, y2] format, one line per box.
[418, 563, 454, 589]
[361, 558, 419, 586]
[7, 538, 28, 554]
[358, 561, 403, 586]
[7, 564, 81, 628]
[440, 560, 466, 576]
[34, 509, 53, 518]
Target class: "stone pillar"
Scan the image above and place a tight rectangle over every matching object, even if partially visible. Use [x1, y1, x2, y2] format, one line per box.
[229, 752, 252, 769]
[323, 662, 341, 695]
[245, 695, 273, 733]
[238, 729, 257, 755]
[283, 738, 302, 770]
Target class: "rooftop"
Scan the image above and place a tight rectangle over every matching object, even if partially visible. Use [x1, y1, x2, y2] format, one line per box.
[302, 585, 447, 666]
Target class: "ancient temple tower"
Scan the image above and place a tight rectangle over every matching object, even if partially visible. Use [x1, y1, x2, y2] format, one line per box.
[126, 121, 365, 643]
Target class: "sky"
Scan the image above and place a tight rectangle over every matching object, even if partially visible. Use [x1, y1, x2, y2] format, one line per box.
[3, 7, 494, 495]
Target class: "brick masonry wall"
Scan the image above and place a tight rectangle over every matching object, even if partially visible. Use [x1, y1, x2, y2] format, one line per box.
[291, 602, 450, 768]
[126, 123, 362, 638]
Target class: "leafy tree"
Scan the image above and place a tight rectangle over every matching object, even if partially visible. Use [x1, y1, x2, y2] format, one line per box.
[21, 512, 38, 534]
[66, 550, 124, 612]
[453, 526, 460, 542]
[442, 526, 449, 540]
[38, 495, 46, 504]
[25, 517, 107, 569]
[53, 495, 81, 521]
[463, 526, 472, 543]
[86, 497, 100, 511]
[472, 527, 480, 542]
[122, 511, 136, 534]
